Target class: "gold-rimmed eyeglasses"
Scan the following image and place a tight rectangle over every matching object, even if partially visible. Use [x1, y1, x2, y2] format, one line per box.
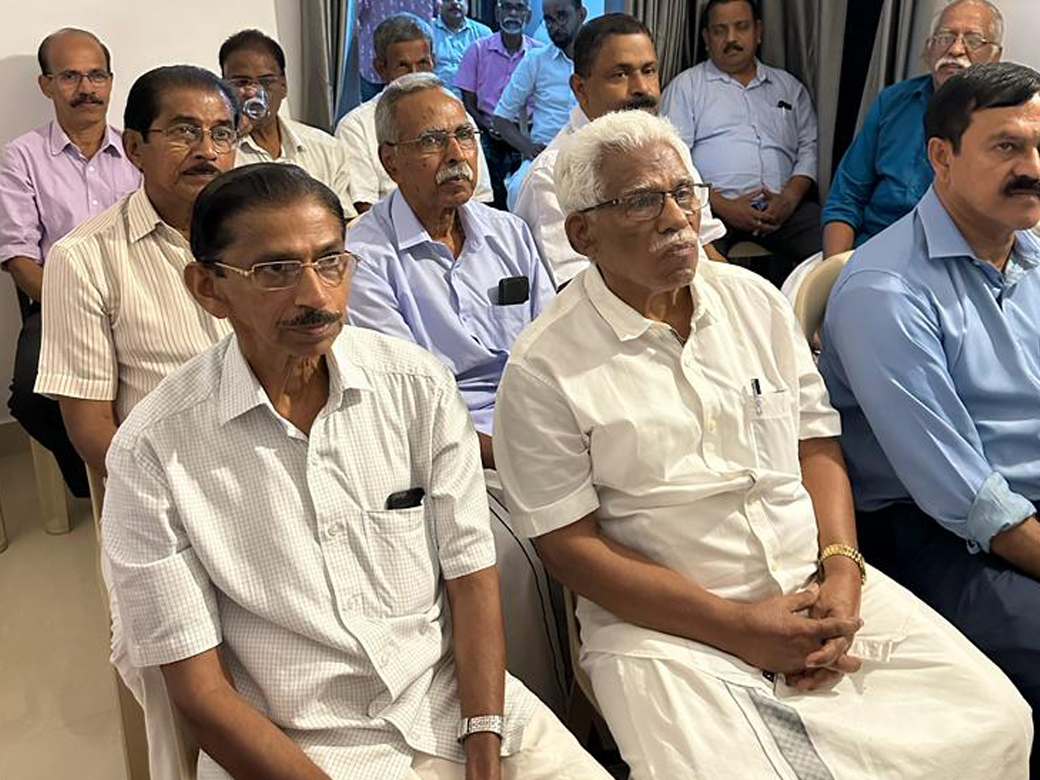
[207, 252, 359, 290]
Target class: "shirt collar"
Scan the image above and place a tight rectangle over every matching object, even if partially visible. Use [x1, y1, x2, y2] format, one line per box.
[917, 185, 1040, 277]
[487, 31, 536, 57]
[568, 105, 590, 133]
[217, 330, 373, 427]
[126, 187, 168, 244]
[48, 120, 124, 157]
[239, 117, 304, 156]
[705, 58, 766, 85]
[582, 262, 712, 342]
[434, 16, 474, 35]
[546, 44, 573, 63]
[388, 189, 490, 253]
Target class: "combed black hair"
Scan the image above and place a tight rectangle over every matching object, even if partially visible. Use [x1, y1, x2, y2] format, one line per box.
[37, 28, 111, 74]
[700, 0, 761, 31]
[925, 62, 1040, 152]
[573, 13, 652, 79]
[190, 163, 346, 263]
[218, 29, 286, 74]
[124, 65, 241, 135]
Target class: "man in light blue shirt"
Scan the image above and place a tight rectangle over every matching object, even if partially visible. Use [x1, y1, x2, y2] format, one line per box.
[820, 63, 1040, 769]
[661, 0, 819, 286]
[347, 72, 562, 714]
[821, 0, 1004, 259]
[433, 0, 492, 99]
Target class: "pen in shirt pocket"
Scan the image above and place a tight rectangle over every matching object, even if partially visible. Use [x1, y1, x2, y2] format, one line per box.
[751, 377, 763, 414]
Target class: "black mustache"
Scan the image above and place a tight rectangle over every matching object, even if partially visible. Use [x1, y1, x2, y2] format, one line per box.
[623, 95, 659, 111]
[724, 43, 743, 53]
[183, 163, 221, 175]
[71, 95, 104, 107]
[279, 309, 341, 328]
[1003, 176, 1040, 196]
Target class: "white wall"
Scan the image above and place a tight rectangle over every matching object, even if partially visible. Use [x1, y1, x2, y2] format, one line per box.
[909, 0, 1040, 75]
[0, 0, 301, 424]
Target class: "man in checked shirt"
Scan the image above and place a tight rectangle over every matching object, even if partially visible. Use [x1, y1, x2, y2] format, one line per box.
[101, 163, 610, 780]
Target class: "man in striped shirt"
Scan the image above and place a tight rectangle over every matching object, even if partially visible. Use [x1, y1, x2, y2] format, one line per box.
[34, 64, 239, 780]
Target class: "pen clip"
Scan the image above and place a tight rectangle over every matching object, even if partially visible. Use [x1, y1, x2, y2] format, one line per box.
[751, 378, 763, 414]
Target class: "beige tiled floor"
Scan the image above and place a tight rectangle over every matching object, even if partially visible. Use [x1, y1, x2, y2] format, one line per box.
[0, 423, 128, 780]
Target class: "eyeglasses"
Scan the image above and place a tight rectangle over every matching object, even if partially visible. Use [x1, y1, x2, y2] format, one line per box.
[143, 123, 238, 153]
[208, 252, 359, 290]
[930, 31, 1000, 52]
[387, 125, 480, 155]
[579, 183, 710, 222]
[498, 1, 529, 12]
[47, 69, 112, 88]
[226, 76, 283, 92]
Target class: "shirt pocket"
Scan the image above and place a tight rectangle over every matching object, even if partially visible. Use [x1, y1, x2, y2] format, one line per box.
[483, 303, 530, 350]
[745, 389, 800, 475]
[363, 506, 438, 617]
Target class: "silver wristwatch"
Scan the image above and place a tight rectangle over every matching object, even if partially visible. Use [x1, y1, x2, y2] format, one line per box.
[456, 714, 504, 743]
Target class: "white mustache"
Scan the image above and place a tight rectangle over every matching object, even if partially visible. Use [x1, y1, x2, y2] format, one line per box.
[436, 162, 474, 184]
[936, 54, 972, 71]
[649, 229, 699, 254]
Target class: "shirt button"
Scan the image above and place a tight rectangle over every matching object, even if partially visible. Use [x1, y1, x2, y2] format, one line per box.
[327, 525, 341, 538]
[770, 560, 780, 572]
[706, 418, 717, 435]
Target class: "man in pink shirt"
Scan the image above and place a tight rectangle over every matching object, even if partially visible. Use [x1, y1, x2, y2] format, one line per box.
[454, 0, 541, 208]
[0, 28, 140, 498]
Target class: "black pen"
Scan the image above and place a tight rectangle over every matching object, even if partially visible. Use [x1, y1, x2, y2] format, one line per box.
[751, 378, 762, 414]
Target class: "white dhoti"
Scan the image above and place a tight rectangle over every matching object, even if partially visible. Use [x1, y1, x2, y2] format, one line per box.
[584, 567, 1033, 780]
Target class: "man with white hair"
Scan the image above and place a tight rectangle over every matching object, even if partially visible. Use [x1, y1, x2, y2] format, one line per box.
[493, 109, 1033, 779]
[346, 72, 564, 713]
[822, 0, 1003, 258]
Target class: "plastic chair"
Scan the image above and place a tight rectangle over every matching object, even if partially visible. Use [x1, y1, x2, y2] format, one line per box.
[726, 240, 772, 263]
[562, 586, 604, 745]
[792, 250, 853, 340]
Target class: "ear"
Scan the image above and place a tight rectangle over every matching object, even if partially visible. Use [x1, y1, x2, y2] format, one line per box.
[38, 73, 52, 99]
[570, 73, 586, 107]
[927, 137, 953, 183]
[378, 143, 399, 180]
[755, 19, 764, 44]
[578, 6, 588, 24]
[373, 57, 386, 83]
[564, 212, 595, 256]
[122, 129, 146, 173]
[183, 263, 232, 320]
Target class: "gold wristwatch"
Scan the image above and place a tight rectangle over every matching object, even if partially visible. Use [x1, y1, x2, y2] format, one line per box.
[818, 543, 867, 584]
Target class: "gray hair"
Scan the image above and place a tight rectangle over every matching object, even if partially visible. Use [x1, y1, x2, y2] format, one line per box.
[554, 111, 694, 215]
[374, 72, 463, 145]
[929, 0, 1004, 44]
[373, 13, 434, 63]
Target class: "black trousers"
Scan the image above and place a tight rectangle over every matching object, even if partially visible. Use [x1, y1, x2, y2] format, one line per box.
[481, 132, 521, 211]
[715, 199, 823, 288]
[858, 502, 1040, 776]
[8, 307, 88, 498]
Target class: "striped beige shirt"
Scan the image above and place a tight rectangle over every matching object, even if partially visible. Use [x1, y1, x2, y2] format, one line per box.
[35, 187, 232, 422]
[235, 117, 358, 219]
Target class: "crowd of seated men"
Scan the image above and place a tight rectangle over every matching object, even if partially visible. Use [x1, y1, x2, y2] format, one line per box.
[3, 0, 1039, 778]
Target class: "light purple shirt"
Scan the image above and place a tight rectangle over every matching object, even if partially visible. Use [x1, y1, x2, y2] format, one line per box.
[357, 0, 435, 84]
[0, 121, 141, 266]
[454, 32, 541, 117]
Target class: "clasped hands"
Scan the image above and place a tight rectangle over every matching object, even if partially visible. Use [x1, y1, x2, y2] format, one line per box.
[735, 564, 863, 692]
[717, 188, 798, 238]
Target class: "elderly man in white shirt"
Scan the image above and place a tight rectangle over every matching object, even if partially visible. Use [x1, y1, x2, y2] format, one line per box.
[513, 12, 726, 286]
[335, 13, 492, 212]
[220, 29, 357, 219]
[493, 110, 1033, 779]
[103, 162, 611, 780]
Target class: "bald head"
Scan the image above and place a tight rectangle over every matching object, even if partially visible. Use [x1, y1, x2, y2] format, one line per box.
[37, 28, 111, 75]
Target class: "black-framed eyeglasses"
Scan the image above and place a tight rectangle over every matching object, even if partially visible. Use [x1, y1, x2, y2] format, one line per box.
[47, 69, 112, 88]
[579, 183, 711, 222]
[226, 76, 283, 92]
[930, 31, 1001, 52]
[207, 252, 360, 290]
[143, 123, 238, 153]
[387, 125, 480, 155]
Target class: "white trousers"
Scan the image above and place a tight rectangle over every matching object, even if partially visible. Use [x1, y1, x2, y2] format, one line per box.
[407, 700, 612, 780]
[585, 568, 1033, 780]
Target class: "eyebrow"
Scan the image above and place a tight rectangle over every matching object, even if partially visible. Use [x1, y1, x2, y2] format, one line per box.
[165, 114, 235, 127]
[249, 243, 344, 264]
[226, 72, 281, 80]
